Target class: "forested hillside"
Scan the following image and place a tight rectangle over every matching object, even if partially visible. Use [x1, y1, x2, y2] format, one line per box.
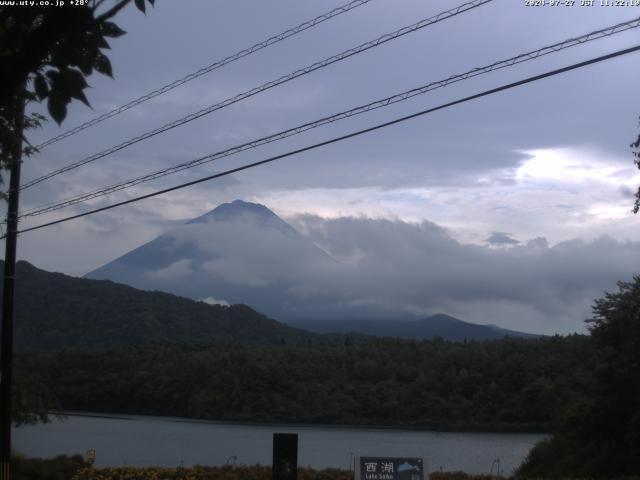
[2, 261, 315, 349]
[17, 335, 591, 432]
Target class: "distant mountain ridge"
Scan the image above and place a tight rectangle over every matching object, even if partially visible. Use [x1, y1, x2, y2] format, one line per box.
[292, 314, 538, 341]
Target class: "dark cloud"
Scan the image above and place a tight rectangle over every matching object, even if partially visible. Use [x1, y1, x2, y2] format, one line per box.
[619, 185, 635, 199]
[486, 232, 519, 246]
[21, 0, 639, 195]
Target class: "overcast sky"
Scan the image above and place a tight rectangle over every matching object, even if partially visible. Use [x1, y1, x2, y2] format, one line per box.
[6, 0, 640, 333]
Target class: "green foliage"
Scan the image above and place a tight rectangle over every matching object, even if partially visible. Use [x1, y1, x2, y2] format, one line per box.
[12, 454, 88, 480]
[517, 277, 640, 478]
[0, 0, 155, 184]
[11, 371, 62, 426]
[0, 0, 155, 119]
[71, 465, 352, 480]
[18, 335, 591, 432]
[430, 474, 501, 480]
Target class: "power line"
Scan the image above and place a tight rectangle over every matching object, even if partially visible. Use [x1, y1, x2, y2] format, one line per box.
[11, 44, 640, 238]
[34, 0, 375, 150]
[19, 16, 640, 218]
[21, 0, 494, 190]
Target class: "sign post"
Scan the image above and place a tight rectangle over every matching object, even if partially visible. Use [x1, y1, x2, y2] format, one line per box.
[356, 457, 425, 480]
[272, 433, 298, 480]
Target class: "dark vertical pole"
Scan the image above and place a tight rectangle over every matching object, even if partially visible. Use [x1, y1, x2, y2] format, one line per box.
[0, 90, 25, 480]
[272, 433, 298, 480]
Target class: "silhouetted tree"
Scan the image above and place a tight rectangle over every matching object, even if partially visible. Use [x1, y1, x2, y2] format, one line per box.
[0, 0, 156, 424]
[0, 0, 156, 185]
[518, 277, 640, 477]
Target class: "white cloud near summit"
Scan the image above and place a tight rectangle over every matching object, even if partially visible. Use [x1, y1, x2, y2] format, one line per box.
[201, 296, 230, 307]
[148, 259, 193, 279]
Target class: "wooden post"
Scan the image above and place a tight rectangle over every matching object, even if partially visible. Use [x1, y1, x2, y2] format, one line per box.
[0, 89, 25, 480]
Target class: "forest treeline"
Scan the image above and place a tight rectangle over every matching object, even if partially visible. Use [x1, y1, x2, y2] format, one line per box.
[17, 335, 591, 432]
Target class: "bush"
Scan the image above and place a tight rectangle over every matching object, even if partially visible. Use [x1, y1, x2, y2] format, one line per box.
[13, 454, 88, 480]
[71, 465, 354, 480]
[430, 473, 497, 480]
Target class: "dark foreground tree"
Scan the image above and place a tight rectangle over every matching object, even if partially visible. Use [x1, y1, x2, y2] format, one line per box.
[518, 277, 640, 478]
[0, 0, 156, 181]
[0, 0, 156, 428]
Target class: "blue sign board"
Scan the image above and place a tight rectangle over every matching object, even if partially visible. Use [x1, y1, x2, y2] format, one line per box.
[357, 457, 424, 480]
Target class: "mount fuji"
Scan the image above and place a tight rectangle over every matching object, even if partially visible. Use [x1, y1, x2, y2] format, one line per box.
[86, 200, 350, 322]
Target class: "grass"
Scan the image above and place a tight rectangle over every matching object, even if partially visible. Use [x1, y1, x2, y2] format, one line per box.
[14, 456, 640, 480]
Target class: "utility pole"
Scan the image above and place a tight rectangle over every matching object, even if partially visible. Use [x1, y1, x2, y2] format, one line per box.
[0, 89, 25, 480]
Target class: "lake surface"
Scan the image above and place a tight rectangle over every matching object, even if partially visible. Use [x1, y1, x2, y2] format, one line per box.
[13, 413, 546, 475]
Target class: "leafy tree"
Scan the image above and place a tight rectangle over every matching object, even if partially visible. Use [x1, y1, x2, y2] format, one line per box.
[584, 277, 640, 472]
[11, 371, 62, 426]
[0, 0, 156, 185]
[518, 277, 640, 477]
[0, 0, 156, 424]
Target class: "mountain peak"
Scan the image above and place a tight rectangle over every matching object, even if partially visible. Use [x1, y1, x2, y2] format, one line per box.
[85, 198, 338, 320]
[188, 200, 276, 224]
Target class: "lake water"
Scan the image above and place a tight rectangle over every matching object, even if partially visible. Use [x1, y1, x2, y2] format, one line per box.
[13, 413, 546, 475]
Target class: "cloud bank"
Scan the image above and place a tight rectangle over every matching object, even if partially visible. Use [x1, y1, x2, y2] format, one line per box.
[289, 215, 640, 334]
